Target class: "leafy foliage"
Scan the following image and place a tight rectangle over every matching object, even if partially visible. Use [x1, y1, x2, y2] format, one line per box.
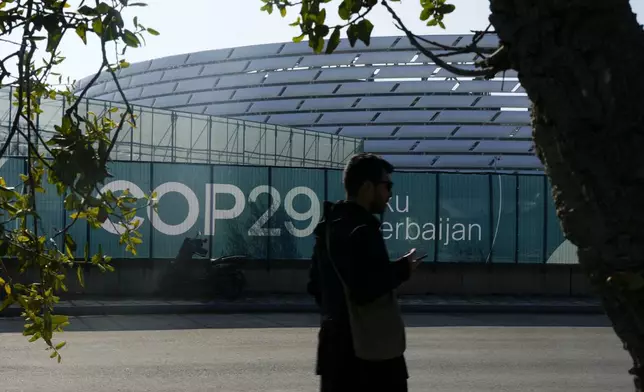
[0, 0, 159, 362]
[259, 0, 455, 54]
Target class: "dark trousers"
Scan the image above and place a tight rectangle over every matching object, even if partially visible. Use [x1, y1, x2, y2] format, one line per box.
[316, 319, 409, 392]
[320, 372, 408, 392]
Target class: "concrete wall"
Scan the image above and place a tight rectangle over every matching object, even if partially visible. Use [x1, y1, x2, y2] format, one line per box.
[3, 259, 595, 299]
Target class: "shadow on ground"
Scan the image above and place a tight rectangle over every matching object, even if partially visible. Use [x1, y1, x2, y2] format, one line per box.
[0, 312, 613, 334]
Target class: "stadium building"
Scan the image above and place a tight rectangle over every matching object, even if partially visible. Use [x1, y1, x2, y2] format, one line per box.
[77, 34, 539, 174]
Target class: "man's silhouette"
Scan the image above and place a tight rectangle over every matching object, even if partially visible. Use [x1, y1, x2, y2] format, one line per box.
[308, 153, 422, 392]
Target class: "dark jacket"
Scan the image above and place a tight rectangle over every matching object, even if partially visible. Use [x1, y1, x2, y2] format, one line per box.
[307, 200, 411, 378]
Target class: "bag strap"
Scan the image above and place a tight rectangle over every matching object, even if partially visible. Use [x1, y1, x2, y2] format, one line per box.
[325, 218, 348, 292]
[325, 219, 369, 296]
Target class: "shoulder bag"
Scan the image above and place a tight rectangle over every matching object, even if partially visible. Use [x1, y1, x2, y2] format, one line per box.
[324, 219, 406, 361]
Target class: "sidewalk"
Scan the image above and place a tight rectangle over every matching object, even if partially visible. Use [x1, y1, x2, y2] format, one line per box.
[0, 295, 603, 318]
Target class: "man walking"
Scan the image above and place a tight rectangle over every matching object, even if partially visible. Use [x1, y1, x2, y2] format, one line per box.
[307, 153, 422, 392]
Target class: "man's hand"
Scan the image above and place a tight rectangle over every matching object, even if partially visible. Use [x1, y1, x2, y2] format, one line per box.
[403, 248, 425, 274]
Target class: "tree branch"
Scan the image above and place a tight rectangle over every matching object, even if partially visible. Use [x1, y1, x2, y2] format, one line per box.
[0, 51, 20, 84]
[65, 64, 106, 117]
[101, 42, 135, 164]
[381, 0, 507, 78]
[414, 33, 496, 59]
[0, 1, 37, 159]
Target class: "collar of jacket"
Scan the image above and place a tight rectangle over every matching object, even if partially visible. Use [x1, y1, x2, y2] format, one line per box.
[320, 200, 381, 228]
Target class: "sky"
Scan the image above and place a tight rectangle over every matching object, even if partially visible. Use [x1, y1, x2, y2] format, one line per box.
[2, 0, 644, 83]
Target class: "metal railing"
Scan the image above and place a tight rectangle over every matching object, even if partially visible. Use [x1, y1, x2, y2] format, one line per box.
[0, 87, 363, 168]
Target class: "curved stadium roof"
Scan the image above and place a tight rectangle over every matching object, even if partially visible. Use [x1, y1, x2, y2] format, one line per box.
[78, 34, 538, 173]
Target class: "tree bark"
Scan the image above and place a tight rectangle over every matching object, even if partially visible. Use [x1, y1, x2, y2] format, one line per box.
[487, 0, 644, 389]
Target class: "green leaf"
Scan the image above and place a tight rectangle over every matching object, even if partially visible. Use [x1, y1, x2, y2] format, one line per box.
[122, 29, 140, 47]
[338, 1, 351, 20]
[96, 2, 111, 14]
[317, 9, 326, 24]
[292, 33, 305, 43]
[147, 27, 159, 36]
[347, 24, 359, 47]
[77, 5, 95, 15]
[314, 23, 330, 38]
[69, 212, 87, 220]
[420, 8, 432, 21]
[0, 295, 12, 312]
[55, 341, 67, 350]
[76, 23, 87, 44]
[46, 28, 63, 53]
[92, 18, 103, 34]
[326, 27, 341, 54]
[64, 233, 76, 258]
[439, 3, 456, 14]
[77, 265, 85, 288]
[309, 35, 325, 54]
[51, 315, 68, 326]
[280, 6, 287, 17]
[262, 2, 274, 14]
[355, 19, 374, 46]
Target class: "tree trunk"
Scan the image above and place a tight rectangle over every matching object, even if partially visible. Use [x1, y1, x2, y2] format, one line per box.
[488, 0, 644, 390]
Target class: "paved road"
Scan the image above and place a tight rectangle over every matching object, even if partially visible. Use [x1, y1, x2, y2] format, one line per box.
[0, 313, 633, 392]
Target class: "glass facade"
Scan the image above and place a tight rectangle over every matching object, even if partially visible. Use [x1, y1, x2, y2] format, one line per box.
[0, 87, 363, 169]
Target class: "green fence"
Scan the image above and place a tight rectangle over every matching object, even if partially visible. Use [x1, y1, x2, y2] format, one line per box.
[0, 157, 578, 264]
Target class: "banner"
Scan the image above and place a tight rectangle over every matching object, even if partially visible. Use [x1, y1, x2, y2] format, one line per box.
[0, 158, 578, 264]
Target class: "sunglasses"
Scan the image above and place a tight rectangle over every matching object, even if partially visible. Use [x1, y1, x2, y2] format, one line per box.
[377, 181, 393, 191]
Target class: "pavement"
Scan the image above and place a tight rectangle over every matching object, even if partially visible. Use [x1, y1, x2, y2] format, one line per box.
[0, 294, 604, 318]
[0, 313, 631, 392]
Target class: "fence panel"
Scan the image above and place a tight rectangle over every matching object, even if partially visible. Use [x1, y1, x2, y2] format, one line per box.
[0, 158, 580, 264]
[269, 167, 325, 260]
[35, 169, 65, 251]
[545, 184, 569, 264]
[150, 163, 211, 259]
[89, 161, 152, 259]
[326, 169, 345, 203]
[517, 175, 546, 263]
[489, 175, 518, 263]
[209, 165, 270, 260]
[381, 172, 438, 261]
[436, 173, 490, 263]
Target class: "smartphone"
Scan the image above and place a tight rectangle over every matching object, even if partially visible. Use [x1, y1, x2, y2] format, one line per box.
[415, 253, 428, 262]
